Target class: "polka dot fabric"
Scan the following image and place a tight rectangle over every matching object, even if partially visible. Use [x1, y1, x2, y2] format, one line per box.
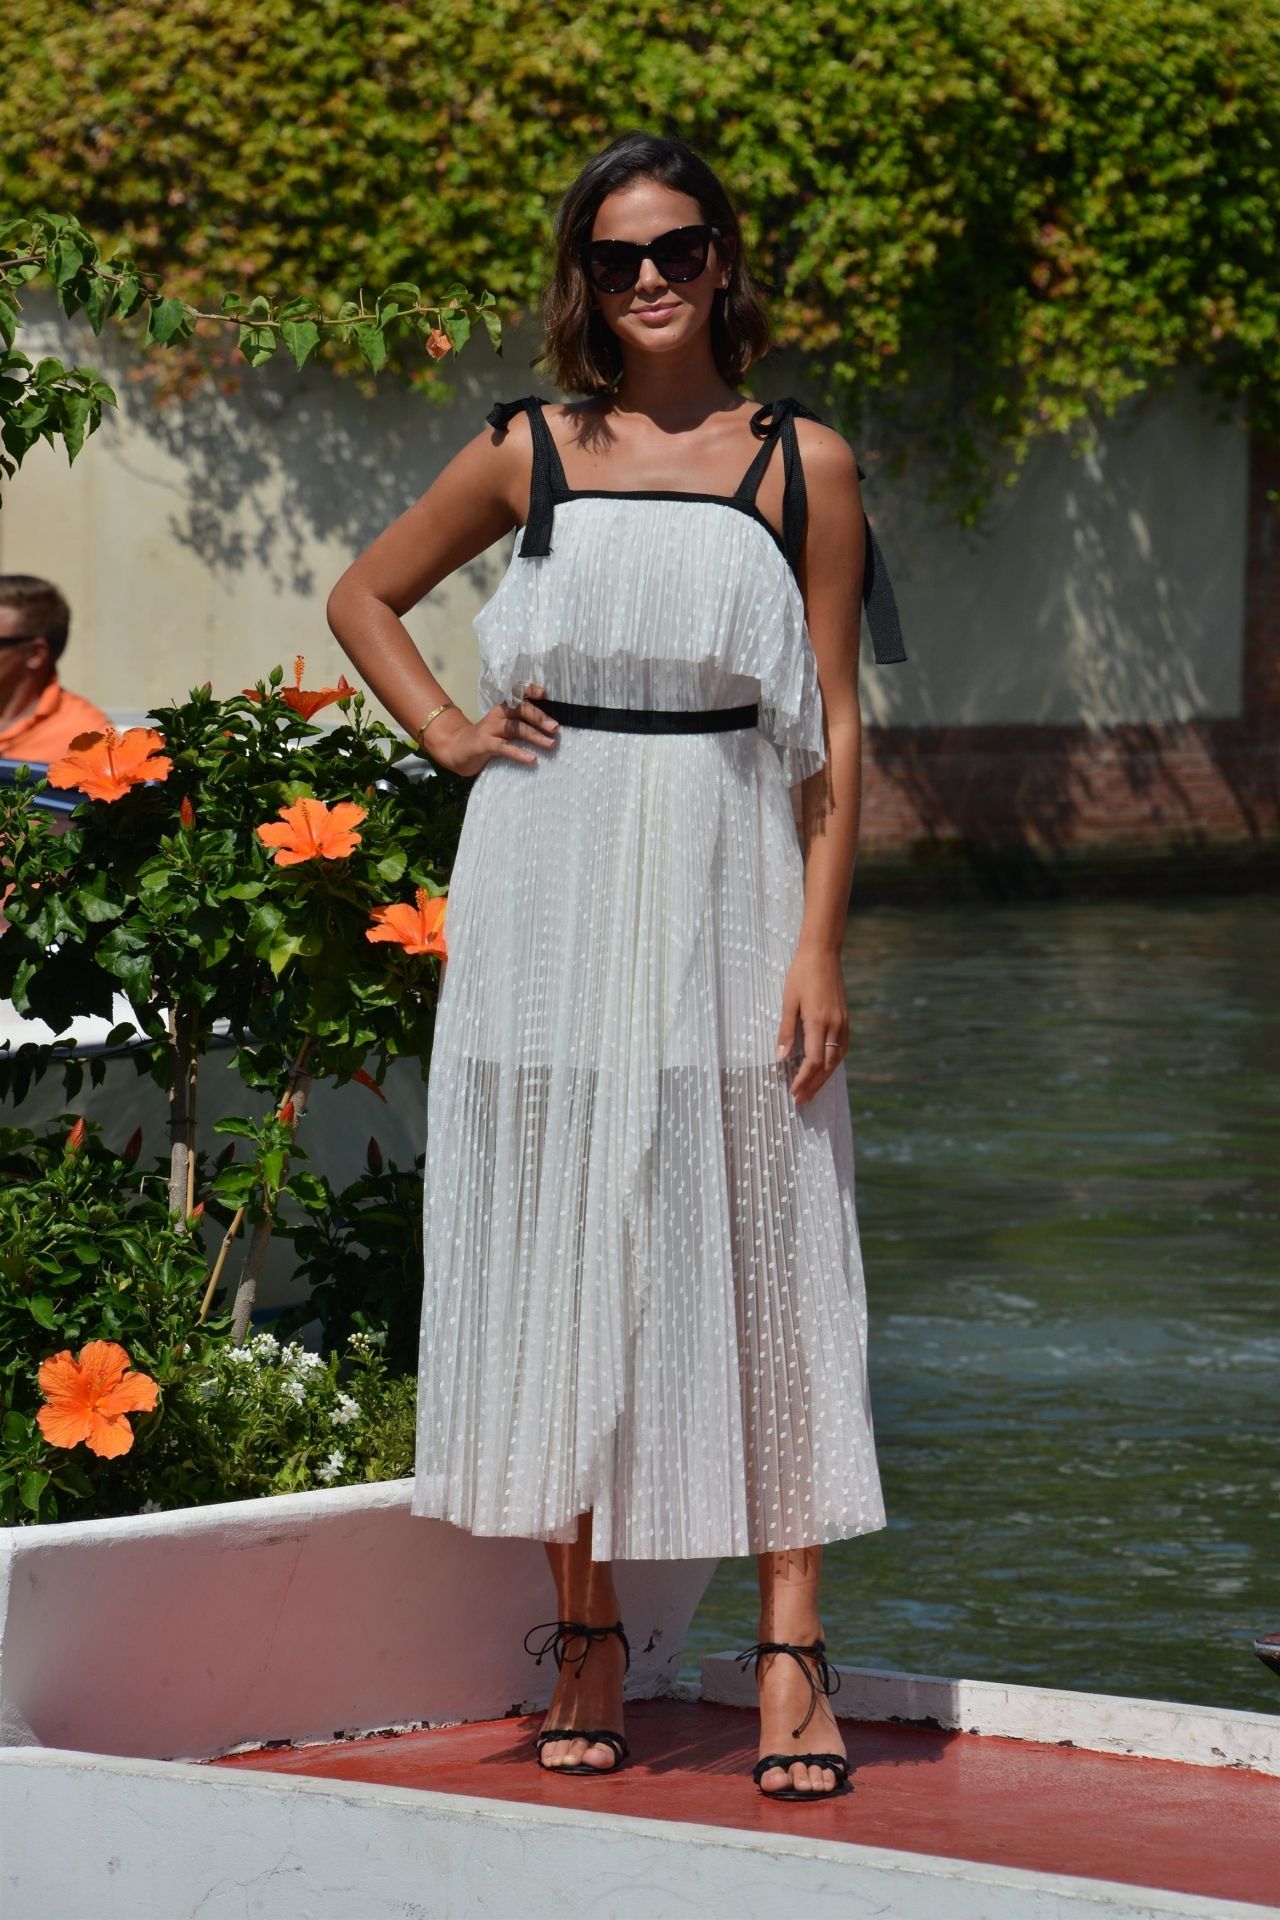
[409, 401, 888, 1560]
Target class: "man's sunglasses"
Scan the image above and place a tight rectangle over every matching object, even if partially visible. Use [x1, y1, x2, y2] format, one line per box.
[582, 223, 723, 295]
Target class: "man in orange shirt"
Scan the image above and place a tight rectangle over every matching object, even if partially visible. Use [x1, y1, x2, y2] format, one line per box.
[0, 574, 111, 766]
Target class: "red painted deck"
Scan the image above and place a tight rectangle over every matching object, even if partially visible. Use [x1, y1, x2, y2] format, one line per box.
[212, 1697, 1279, 1909]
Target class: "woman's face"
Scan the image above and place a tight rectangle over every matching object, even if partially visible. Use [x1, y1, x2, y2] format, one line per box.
[585, 180, 730, 362]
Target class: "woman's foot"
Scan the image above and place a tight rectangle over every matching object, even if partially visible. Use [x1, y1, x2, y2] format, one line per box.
[753, 1634, 847, 1795]
[537, 1623, 628, 1772]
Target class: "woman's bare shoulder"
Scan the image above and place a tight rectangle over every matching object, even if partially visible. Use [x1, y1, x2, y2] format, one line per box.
[793, 413, 862, 497]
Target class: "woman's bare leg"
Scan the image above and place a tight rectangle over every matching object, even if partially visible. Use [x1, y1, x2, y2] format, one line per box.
[536, 1508, 628, 1771]
[753, 1543, 846, 1793]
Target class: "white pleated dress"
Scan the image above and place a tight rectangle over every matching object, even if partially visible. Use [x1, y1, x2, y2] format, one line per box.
[409, 394, 904, 1561]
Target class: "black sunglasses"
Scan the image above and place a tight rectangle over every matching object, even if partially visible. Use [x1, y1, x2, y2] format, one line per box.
[582, 223, 723, 295]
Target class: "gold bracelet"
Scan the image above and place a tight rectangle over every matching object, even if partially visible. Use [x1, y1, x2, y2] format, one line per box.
[415, 699, 457, 745]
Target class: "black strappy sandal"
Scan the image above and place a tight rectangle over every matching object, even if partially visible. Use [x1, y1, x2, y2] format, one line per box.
[523, 1617, 632, 1775]
[734, 1637, 852, 1799]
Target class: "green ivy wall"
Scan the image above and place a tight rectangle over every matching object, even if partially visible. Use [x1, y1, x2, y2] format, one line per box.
[2, 0, 1277, 515]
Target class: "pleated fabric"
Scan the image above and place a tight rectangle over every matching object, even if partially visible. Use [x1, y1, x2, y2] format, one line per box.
[410, 488, 888, 1560]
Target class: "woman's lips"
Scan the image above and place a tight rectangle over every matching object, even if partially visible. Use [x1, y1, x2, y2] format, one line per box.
[634, 304, 680, 324]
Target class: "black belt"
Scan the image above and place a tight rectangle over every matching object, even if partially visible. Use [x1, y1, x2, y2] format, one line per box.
[531, 696, 760, 735]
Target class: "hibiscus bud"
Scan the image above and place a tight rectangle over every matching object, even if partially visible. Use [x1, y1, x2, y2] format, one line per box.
[279, 1096, 296, 1125]
[65, 1116, 86, 1156]
[367, 1136, 383, 1172]
[122, 1126, 142, 1165]
[179, 795, 195, 828]
[188, 1201, 205, 1224]
[199, 681, 213, 696]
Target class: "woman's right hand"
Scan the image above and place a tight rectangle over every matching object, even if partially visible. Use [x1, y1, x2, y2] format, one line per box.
[424, 682, 561, 776]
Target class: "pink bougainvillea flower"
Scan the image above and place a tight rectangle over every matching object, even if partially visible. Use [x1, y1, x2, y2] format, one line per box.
[36, 1339, 160, 1458]
[45, 727, 172, 802]
[365, 887, 447, 957]
[255, 796, 367, 866]
[244, 655, 356, 721]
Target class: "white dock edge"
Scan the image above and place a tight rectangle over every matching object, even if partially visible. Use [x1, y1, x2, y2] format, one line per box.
[2, 1747, 1275, 1920]
[700, 1653, 1280, 1776]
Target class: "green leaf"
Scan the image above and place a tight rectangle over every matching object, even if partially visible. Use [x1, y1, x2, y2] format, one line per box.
[280, 319, 320, 370]
[28, 1295, 58, 1329]
[355, 323, 387, 373]
[145, 297, 192, 347]
[19, 1469, 49, 1514]
[211, 1163, 258, 1204]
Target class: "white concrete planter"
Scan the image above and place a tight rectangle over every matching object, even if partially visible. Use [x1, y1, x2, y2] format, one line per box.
[0, 1478, 717, 1762]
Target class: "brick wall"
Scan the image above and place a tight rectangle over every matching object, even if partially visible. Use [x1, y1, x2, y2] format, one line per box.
[859, 431, 1280, 857]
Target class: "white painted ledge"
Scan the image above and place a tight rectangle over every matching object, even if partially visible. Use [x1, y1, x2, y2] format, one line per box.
[0, 1479, 716, 1760]
[701, 1652, 1280, 1776]
[3, 1747, 1273, 1920]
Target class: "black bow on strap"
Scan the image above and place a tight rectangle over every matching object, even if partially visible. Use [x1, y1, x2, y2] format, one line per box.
[732, 1637, 843, 1740]
[486, 396, 555, 556]
[522, 1617, 632, 1680]
[484, 397, 528, 432]
[749, 398, 907, 666]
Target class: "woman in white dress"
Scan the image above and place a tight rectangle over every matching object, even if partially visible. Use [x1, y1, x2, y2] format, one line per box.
[327, 131, 905, 1800]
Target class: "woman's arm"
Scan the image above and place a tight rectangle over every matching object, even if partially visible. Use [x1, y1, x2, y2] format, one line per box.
[774, 419, 866, 1108]
[325, 410, 559, 774]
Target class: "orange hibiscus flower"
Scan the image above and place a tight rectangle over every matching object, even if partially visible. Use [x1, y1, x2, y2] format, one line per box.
[255, 796, 367, 866]
[366, 886, 447, 956]
[245, 655, 356, 721]
[45, 727, 172, 802]
[36, 1339, 160, 1458]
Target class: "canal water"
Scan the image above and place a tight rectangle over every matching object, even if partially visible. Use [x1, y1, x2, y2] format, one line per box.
[684, 894, 1279, 1717]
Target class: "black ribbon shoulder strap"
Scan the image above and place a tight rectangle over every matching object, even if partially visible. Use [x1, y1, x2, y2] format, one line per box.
[485, 395, 557, 556]
[749, 397, 907, 666]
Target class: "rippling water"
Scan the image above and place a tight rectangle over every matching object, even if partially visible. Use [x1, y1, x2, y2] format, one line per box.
[683, 895, 1280, 1716]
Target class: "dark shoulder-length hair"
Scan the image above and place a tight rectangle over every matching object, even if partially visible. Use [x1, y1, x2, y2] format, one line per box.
[535, 131, 773, 395]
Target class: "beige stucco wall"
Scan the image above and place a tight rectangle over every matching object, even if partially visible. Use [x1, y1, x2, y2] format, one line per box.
[0, 295, 1248, 733]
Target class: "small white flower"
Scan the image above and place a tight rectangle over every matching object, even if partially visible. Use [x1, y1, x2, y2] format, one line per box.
[280, 1376, 307, 1405]
[139, 1499, 162, 1514]
[226, 1346, 256, 1366]
[315, 1448, 346, 1485]
[346, 1330, 371, 1351]
[329, 1393, 361, 1426]
[250, 1331, 280, 1361]
[292, 1349, 326, 1372]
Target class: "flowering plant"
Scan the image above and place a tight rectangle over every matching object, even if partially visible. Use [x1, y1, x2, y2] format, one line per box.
[0, 1114, 226, 1522]
[0, 661, 460, 1341]
[131, 1328, 416, 1511]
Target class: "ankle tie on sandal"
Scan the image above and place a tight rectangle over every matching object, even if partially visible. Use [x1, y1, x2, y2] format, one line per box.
[523, 1618, 632, 1680]
[733, 1638, 842, 1739]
